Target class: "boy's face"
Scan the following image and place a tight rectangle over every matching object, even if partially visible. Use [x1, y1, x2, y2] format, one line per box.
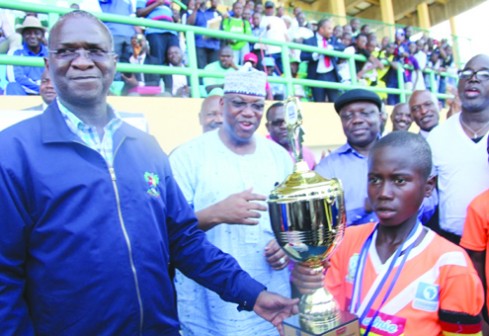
[367, 146, 434, 227]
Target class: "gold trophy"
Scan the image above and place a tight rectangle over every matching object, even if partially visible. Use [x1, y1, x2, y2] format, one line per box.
[268, 98, 349, 335]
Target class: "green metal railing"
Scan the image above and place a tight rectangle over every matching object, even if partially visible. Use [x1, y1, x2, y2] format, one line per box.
[0, 0, 456, 102]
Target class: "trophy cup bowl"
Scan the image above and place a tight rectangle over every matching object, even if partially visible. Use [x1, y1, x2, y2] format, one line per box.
[267, 97, 346, 334]
[268, 161, 346, 334]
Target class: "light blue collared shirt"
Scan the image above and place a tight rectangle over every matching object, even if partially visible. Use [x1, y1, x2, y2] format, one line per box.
[57, 99, 123, 167]
[315, 142, 377, 226]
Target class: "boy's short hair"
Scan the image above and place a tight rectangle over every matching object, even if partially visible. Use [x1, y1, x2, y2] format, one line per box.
[370, 131, 432, 179]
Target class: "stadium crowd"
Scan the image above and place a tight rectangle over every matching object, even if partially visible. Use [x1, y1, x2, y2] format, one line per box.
[0, 0, 458, 105]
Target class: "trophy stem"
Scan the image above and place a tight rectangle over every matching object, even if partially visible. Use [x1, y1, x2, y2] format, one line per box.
[299, 286, 341, 335]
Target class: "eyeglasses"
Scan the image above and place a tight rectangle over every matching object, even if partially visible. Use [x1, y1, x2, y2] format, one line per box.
[270, 119, 286, 127]
[49, 48, 114, 62]
[458, 69, 489, 81]
[224, 97, 265, 113]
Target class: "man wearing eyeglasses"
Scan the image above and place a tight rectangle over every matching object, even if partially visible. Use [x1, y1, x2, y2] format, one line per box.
[427, 54, 489, 244]
[408, 90, 440, 138]
[0, 11, 299, 335]
[170, 69, 294, 336]
[265, 102, 316, 169]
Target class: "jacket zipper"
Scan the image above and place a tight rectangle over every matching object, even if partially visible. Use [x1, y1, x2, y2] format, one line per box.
[109, 167, 144, 335]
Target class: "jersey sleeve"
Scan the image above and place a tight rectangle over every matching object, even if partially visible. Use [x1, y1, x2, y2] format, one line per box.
[460, 193, 489, 252]
[438, 249, 484, 335]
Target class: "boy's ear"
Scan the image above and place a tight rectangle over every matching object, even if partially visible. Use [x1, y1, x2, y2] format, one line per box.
[424, 175, 436, 197]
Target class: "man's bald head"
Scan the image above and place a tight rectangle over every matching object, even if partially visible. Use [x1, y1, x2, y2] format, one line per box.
[199, 95, 223, 133]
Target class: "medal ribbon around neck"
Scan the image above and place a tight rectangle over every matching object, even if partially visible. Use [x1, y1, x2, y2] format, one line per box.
[349, 221, 423, 335]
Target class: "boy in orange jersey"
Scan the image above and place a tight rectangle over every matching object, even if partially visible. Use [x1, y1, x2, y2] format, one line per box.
[292, 131, 484, 335]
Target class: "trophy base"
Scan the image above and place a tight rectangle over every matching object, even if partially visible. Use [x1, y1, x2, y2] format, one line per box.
[283, 311, 359, 336]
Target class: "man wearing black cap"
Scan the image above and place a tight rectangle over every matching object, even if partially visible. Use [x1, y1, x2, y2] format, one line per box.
[315, 89, 382, 225]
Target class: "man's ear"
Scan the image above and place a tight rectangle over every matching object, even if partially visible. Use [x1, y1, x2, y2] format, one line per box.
[424, 175, 436, 197]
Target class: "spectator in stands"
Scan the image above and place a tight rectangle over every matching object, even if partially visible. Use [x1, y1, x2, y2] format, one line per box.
[390, 102, 412, 131]
[301, 18, 343, 103]
[6, 16, 47, 96]
[379, 36, 390, 51]
[245, 0, 255, 12]
[24, 69, 56, 111]
[357, 38, 384, 90]
[394, 28, 408, 56]
[100, 0, 137, 64]
[203, 45, 238, 94]
[180, 0, 194, 25]
[163, 45, 190, 97]
[0, 10, 20, 54]
[254, 2, 263, 14]
[413, 39, 428, 87]
[333, 25, 343, 40]
[266, 102, 316, 169]
[136, 0, 179, 65]
[242, 52, 273, 99]
[350, 18, 360, 37]
[222, 1, 252, 65]
[341, 31, 352, 47]
[360, 24, 370, 35]
[383, 41, 403, 105]
[199, 93, 223, 133]
[289, 58, 308, 100]
[402, 41, 422, 91]
[250, 11, 266, 70]
[409, 90, 440, 138]
[404, 25, 414, 42]
[261, 1, 288, 73]
[243, 7, 252, 22]
[438, 40, 454, 107]
[187, 0, 223, 69]
[121, 33, 162, 96]
[425, 48, 442, 92]
[348, 33, 371, 76]
[263, 57, 285, 101]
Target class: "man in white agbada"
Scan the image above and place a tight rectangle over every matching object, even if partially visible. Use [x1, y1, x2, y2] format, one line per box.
[170, 69, 292, 336]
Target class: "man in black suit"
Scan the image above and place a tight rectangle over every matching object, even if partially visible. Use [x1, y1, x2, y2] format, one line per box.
[121, 34, 162, 96]
[301, 18, 344, 103]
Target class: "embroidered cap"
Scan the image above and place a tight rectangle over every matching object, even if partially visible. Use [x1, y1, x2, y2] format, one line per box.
[224, 68, 266, 97]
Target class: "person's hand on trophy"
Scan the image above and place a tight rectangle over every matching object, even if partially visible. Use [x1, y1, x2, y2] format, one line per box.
[264, 239, 290, 271]
[253, 290, 300, 336]
[291, 260, 330, 295]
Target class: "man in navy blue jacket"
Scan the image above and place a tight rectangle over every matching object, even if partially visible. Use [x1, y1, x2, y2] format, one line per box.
[0, 10, 298, 335]
[301, 18, 344, 103]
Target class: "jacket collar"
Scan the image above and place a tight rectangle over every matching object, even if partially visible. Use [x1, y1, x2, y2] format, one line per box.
[40, 101, 141, 145]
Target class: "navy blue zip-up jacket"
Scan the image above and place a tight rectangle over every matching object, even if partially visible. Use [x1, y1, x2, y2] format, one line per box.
[0, 103, 264, 335]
